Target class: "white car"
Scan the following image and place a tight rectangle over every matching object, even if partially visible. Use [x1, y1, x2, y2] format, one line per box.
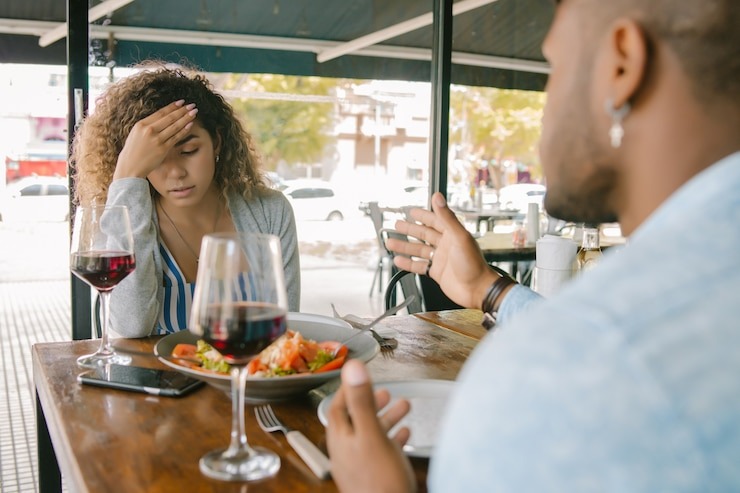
[281, 180, 355, 221]
[497, 183, 546, 213]
[1, 176, 70, 222]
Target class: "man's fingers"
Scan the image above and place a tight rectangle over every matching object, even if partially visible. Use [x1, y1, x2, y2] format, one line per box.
[385, 237, 425, 259]
[378, 398, 411, 433]
[392, 256, 431, 276]
[339, 360, 384, 434]
[326, 385, 353, 434]
[395, 218, 442, 246]
[428, 192, 468, 233]
[390, 427, 411, 448]
[374, 388, 391, 410]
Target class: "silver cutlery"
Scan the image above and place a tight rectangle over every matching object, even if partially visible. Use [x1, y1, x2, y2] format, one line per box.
[330, 304, 396, 352]
[255, 404, 331, 479]
[330, 295, 415, 354]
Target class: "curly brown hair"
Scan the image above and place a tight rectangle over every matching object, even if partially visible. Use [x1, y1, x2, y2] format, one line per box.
[72, 63, 266, 205]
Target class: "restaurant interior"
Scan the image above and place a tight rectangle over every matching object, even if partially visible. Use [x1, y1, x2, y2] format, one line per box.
[0, 1, 638, 492]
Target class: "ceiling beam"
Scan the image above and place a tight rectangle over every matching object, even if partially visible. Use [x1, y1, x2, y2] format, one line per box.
[0, 18, 549, 74]
[38, 0, 134, 47]
[316, 0, 499, 63]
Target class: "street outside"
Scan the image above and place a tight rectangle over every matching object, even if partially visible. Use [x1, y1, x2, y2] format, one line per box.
[0, 215, 388, 318]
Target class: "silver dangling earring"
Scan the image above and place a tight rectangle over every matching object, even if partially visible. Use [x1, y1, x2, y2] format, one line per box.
[215, 155, 220, 164]
[604, 98, 631, 148]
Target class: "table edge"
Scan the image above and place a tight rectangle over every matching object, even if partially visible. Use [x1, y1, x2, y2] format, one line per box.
[33, 343, 90, 493]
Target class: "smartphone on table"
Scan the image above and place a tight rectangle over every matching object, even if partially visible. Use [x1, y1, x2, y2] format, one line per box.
[78, 364, 205, 397]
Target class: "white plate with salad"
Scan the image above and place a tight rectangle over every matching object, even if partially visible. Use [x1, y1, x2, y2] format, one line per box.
[154, 312, 379, 402]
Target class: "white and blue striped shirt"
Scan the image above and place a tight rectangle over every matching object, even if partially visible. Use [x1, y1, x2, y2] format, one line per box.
[156, 242, 195, 334]
[156, 241, 258, 334]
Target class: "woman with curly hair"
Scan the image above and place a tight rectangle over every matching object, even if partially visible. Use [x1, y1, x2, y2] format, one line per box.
[72, 64, 300, 338]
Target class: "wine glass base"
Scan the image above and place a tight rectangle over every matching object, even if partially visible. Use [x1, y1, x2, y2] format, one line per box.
[199, 446, 280, 482]
[77, 351, 132, 369]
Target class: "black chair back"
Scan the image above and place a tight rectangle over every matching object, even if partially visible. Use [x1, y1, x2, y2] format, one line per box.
[384, 269, 462, 313]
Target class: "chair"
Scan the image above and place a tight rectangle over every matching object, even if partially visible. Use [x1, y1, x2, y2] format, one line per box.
[368, 201, 392, 295]
[384, 270, 462, 313]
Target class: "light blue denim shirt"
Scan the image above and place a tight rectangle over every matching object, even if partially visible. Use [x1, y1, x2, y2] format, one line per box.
[430, 152, 740, 492]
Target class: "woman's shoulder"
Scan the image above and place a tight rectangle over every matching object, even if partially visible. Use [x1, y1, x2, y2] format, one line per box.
[229, 187, 292, 217]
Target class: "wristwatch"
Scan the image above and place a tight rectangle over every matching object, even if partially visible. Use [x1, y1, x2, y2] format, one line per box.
[480, 266, 517, 330]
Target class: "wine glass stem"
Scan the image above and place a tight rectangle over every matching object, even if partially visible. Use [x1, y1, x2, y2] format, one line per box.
[226, 364, 251, 456]
[97, 290, 115, 356]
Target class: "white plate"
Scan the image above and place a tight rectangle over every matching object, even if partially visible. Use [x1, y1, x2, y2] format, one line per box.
[154, 312, 379, 402]
[317, 379, 455, 458]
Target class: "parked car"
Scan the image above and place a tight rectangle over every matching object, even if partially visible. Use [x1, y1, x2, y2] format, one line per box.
[497, 183, 546, 213]
[358, 181, 430, 216]
[265, 171, 287, 191]
[0, 176, 70, 222]
[281, 180, 356, 221]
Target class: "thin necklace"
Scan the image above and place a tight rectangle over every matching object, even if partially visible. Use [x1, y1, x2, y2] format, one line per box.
[158, 200, 222, 262]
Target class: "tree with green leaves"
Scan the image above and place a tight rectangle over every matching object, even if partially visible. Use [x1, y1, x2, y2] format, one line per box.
[450, 86, 546, 188]
[223, 74, 340, 172]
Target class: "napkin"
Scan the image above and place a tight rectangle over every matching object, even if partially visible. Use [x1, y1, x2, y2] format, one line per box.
[526, 203, 540, 245]
[536, 234, 577, 270]
[533, 235, 577, 297]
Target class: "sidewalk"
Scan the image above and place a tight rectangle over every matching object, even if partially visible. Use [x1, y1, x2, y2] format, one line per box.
[0, 279, 71, 493]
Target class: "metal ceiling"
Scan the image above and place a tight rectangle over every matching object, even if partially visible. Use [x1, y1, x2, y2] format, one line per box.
[0, 0, 553, 90]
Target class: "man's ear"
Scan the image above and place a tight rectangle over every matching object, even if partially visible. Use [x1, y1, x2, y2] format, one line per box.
[603, 17, 649, 107]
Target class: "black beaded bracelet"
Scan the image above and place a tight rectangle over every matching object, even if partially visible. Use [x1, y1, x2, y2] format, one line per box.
[480, 270, 517, 331]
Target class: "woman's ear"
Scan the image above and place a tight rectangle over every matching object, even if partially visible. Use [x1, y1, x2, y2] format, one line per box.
[213, 133, 222, 163]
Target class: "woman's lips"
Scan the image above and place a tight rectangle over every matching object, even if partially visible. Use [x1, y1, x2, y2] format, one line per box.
[169, 185, 194, 198]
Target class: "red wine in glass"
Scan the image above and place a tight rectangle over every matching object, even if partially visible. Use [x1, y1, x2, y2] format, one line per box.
[71, 205, 135, 369]
[202, 302, 286, 364]
[71, 251, 136, 292]
[190, 232, 288, 481]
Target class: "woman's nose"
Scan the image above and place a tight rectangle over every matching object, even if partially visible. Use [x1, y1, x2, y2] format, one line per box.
[161, 160, 186, 179]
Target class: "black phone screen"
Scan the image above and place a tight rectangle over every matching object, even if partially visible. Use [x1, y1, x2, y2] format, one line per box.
[78, 364, 205, 397]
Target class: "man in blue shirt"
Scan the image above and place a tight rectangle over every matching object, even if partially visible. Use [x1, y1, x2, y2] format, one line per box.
[325, 0, 740, 491]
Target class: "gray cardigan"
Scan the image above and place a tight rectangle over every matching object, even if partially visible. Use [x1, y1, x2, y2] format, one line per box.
[107, 178, 300, 338]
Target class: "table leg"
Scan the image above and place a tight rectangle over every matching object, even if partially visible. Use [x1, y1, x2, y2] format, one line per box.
[37, 392, 61, 493]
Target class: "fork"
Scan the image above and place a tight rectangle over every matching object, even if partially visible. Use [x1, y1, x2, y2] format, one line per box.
[255, 404, 331, 479]
[330, 297, 414, 352]
[330, 304, 396, 351]
[331, 303, 398, 351]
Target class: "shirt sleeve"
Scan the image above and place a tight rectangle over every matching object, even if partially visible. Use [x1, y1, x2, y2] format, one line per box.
[233, 189, 301, 312]
[107, 178, 161, 338]
[497, 282, 542, 325]
[269, 193, 301, 312]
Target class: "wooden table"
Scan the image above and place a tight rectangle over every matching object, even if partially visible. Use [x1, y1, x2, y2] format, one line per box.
[454, 208, 524, 234]
[475, 232, 536, 282]
[476, 232, 536, 264]
[34, 310, 486, 493]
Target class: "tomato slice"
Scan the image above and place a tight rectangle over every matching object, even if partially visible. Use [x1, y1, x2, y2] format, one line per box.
[247, 357, 267, 375]
[171, 343, 198, 361]
[313, 341, 348, 373]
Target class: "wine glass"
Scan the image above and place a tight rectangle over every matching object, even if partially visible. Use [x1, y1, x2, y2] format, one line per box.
[190, 232, 288, 481]
[70, 205, 136, 368]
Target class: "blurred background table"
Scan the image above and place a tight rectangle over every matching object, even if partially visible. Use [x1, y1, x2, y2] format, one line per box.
[454, 208, 525, 234]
